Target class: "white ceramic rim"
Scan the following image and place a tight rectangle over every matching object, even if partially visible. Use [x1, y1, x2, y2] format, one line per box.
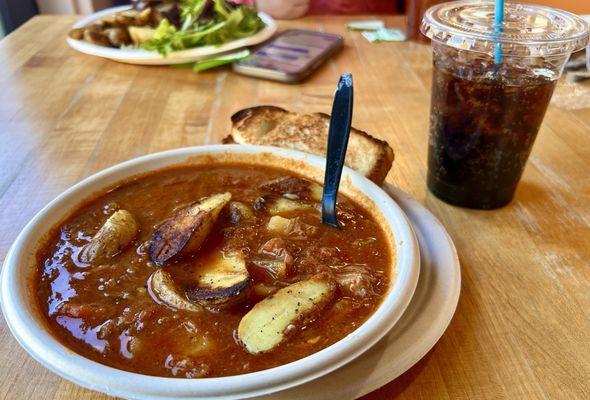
[66, 6, 277, 65]
[1, 145, 420, 400]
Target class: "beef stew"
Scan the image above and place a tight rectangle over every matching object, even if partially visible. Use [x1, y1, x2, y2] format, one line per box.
[35, 164, 393, 378]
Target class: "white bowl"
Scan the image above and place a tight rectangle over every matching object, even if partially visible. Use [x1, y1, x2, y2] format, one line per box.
[1, 145, 419, 400]
[67, 6, 277, 65]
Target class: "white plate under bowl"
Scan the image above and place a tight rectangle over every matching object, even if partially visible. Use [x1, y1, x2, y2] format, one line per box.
[67, 6, 277, 65]
[1, 145, 419, 399]
[261, 184, 461, 399]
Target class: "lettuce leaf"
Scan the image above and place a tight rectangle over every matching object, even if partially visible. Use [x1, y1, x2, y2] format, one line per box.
[143, 0, 265, 56]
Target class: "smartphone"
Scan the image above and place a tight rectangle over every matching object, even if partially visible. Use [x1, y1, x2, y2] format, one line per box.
[233, 29, 343, 82]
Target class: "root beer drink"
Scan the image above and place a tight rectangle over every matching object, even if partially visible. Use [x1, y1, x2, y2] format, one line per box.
[421, 1, 589, 209]
[427, 56, 557, 208]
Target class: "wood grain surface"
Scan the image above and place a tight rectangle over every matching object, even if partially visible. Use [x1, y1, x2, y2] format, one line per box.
[0, 14, 589, 400]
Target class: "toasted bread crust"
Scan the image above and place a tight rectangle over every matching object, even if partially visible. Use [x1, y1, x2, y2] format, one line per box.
[225, 106, 394, 184]
[230, 105, 288, 125]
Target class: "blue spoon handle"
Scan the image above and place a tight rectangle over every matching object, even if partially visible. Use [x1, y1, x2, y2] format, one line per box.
[322, 73, 353, 229]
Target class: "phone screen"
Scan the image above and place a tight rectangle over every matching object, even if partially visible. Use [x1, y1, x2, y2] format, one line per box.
[235, 30, 343, 75]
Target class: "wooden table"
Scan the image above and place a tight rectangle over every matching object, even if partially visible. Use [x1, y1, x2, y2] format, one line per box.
[0, 14, 589, 400]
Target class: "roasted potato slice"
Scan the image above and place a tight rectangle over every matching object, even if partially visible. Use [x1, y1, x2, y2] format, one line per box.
[106, 27, 131, 47]
[68, 28, 85, 40]
[100, 13, 120, 27]
[149, 193, 231, 265]
[128, 26, 156, 45]
[134, 8, 152, 26]
[150, 2, 180, 27]
[254, 195, 316, 216]
[83, 29, 112, 47]
[115, 10, 138, 26]
[149, 269, 202, 312]
[238, 274, 336, 354]
[86, 21, 105, 32]
[79, 210, 139, 264]
[187, 252, 251, 309]
[261, 176, 323, 201]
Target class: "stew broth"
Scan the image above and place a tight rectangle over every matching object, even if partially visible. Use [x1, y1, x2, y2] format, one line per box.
[35, 164, 393, 378]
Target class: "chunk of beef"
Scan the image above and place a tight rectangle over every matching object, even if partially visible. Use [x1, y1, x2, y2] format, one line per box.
[251, 238, 294, 279]
[333, 265, 376, 298]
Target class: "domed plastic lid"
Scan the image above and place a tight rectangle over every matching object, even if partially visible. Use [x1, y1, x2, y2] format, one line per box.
[421, 0, 590, 57]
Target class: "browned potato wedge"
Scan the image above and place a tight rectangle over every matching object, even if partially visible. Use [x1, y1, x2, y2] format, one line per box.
[149, 269, 202, 312]
[128, 26, 156, 45]
[238, 274, 336, 354]
[150, 3, 180, 27]
[149, 193, 231, 265]
[83, 29, 112, 47]
[261, 176, 323, 201]
[134, 8, 152, 26]
[79, 210, 139, 264]
[100, 13, 119, 27]
[68, 28, 85, 40]
[86, 22, 105, 32]
[187, 252, 251, 309]
[106, 27, 131, 47]
[115, 10, 138, 26]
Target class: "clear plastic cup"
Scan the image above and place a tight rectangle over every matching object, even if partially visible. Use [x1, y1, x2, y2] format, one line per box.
[421, 1, 590, 209]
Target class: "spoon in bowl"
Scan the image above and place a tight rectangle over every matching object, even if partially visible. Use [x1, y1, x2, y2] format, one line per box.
[322, 73, 353, 229]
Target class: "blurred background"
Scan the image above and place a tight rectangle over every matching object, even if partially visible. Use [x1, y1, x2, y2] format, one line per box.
[0, 1, 589, 38]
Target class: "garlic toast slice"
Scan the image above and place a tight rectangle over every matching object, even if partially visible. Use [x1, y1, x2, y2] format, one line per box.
[148, 269, 202, 312]
[80, 210, 139, 264]
[238, 274, 336, 354]
[149, 193, 231, 265]
[187, 252, 251, 309]
[261, 177, 323, 201]
[226, 106, 395, 185]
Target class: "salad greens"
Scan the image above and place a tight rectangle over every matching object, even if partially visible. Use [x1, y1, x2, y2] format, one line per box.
[143, 0, 266, 56]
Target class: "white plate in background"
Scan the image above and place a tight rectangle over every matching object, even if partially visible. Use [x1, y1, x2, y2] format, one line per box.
[66, 6, 277, 65]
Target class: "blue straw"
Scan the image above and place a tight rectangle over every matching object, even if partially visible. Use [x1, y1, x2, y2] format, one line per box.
[494, 0, 504, 65]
